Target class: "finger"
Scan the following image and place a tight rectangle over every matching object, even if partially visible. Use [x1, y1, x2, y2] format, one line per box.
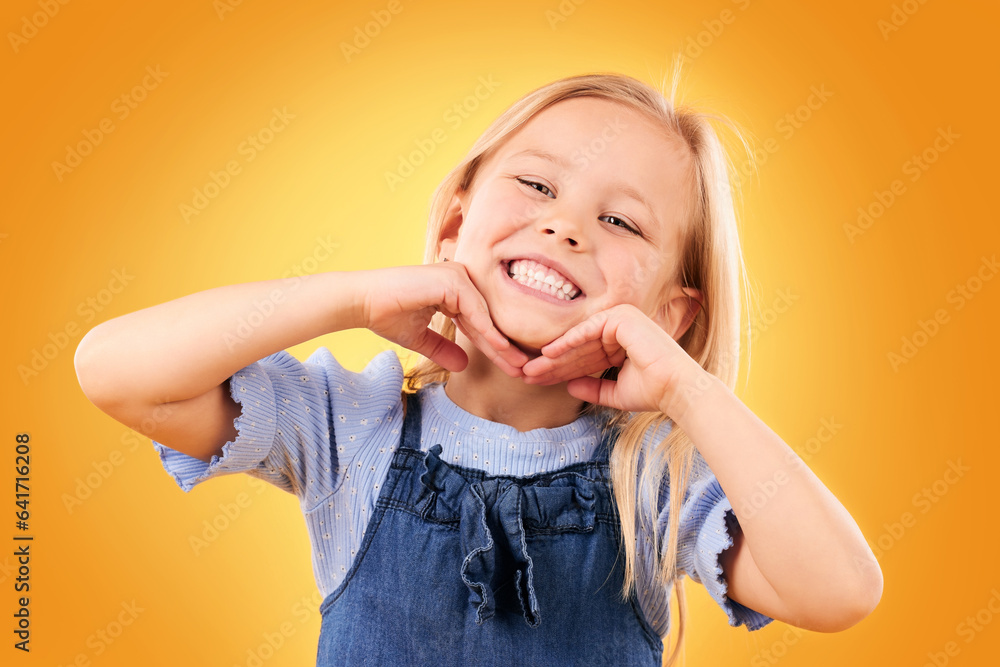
[405, 328, 469, 373]
[487, 334, 530, 371]
[565, 376, 633, 411]
[446, 289, 529, 372]
[523, 340, 605, 376]
[440, 275, 496, 340]
[454, 319, 525, 378]
[540, 313, 609, 358]
[522, 350, 612, 385]
[522, 364, 608, 386]
[455, 306, 505, 350]
[564, 376, 608, 405]
[520, 356, 557, 379]
[523, 329, 627, 385]
[490, 354, 526, 378]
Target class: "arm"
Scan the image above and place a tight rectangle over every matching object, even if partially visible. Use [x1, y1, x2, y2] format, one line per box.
[75, 266, 528, 463]
[520, 304, 883, 632]
[670, 371, 882, 632]
[74, 272, 365, 462]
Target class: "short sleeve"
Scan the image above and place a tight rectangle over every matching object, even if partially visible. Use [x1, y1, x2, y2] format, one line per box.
[672, 453, 774, 631]
[150, 348, 404, 509]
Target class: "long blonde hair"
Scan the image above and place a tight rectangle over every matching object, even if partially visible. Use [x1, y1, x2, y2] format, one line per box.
[403, 65, 752, 665]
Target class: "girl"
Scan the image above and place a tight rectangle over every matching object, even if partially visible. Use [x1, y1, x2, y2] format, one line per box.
[74, 72, 882, 666]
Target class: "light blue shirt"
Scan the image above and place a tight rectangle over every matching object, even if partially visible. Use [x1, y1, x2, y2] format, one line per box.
[152, 348, 772, 637]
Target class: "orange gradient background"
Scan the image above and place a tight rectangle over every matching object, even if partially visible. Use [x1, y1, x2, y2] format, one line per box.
[3, 0, 997, 665]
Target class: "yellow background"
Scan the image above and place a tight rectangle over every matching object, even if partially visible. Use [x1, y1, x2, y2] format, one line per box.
[3, 0, 997, 665]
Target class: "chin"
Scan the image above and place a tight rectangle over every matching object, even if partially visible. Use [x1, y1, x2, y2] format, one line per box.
[508, 338, 544, 358]
[491, 310, 574, 356]
[499, 327, 560, 357]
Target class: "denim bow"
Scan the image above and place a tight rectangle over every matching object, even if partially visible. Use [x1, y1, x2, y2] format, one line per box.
[418, 445, 599, 627]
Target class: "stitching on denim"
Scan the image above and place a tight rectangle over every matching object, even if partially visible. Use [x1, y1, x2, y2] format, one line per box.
[429, 457, 608, 484]
[512, 487, 541, 628]
[628, 591, 667, 653]
[523, 522, 597, 535]
[319, 446, 410, 616]
[460, 484, 496, 626]
[389, 447, 423, 471]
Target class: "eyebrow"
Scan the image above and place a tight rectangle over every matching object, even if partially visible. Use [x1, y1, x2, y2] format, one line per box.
[508, 148, 571, 168]
[509, 147, 662, 233]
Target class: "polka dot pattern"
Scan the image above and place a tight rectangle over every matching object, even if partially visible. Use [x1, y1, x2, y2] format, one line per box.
[150, 348, 771, 635]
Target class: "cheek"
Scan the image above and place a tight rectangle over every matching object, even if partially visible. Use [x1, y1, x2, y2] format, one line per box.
[605, 250, 667, 304]
[469, 190, 511, 224]
[487, 184, 537, 221]
[514, 195, 545, 221]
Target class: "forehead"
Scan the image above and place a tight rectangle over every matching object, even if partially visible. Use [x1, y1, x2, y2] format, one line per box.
[491, 97, 695, 232]
[502, 97, 690, 164]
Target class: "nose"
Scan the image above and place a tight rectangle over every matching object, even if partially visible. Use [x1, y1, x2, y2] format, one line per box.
[534, 205, 587, 249]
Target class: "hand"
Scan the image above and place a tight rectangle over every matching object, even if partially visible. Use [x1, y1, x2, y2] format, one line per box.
[358, 263, 529, 377]
[520, 304, 703, 415]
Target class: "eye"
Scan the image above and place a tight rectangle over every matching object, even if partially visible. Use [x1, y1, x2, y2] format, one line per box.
[601, 215, 643, 238]
[516, 177, 554, 198]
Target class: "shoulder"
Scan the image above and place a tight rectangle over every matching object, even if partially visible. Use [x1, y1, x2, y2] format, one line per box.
[288, 347, 406, 401]
[301, 347, 406, 433]
[239, 347, 405, 444]
[236, 348, 404, 407]
[307, 346, 404, 381]
[625, 415, 719, 505]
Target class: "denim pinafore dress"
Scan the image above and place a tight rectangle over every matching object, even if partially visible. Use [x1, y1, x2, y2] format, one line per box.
[316, 390, 663, 666]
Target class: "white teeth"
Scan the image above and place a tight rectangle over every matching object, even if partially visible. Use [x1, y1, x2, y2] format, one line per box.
[506, 259, 581, 300]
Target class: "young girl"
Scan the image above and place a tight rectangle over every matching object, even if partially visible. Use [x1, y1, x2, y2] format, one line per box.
[74, 72, 882, 666]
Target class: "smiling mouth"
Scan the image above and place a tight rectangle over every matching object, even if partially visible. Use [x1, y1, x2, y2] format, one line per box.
[505, 259, 582, 301]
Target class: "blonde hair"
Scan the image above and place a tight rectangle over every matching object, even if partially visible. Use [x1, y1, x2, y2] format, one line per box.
[403, 65, 752, 666]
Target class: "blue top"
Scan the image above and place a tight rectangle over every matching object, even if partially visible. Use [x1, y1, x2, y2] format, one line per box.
[151, 347, 773, 637]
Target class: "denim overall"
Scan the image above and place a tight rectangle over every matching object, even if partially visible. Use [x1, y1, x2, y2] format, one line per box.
[316, 391, 663, 666]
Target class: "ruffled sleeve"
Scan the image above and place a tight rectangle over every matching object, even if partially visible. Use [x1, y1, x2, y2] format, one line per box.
[150, 348, 404, 510]
[673, 452, 774, 630]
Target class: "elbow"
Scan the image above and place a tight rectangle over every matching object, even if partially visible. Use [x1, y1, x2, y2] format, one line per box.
[74, 324, 118, 409]
[848, 556, 885, 627]
[805, 556, 884, 633]
[832, 573, 883, 632]
[74, 328, 98, 402]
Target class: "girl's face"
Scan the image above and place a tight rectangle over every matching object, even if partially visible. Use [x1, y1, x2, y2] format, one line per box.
[439, 96, 696, 353]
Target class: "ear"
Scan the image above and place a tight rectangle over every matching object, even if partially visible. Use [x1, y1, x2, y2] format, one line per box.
[653, 283, 703, 340]
[435, 191, 468, 262]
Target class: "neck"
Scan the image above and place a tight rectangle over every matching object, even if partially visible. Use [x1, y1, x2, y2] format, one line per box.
[443, 333, 585, 432]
